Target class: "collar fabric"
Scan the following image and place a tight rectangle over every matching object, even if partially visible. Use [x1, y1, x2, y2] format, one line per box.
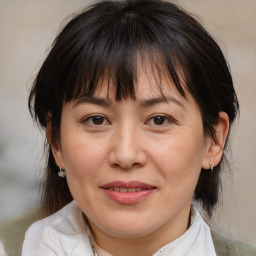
[22, 201, 216, 256]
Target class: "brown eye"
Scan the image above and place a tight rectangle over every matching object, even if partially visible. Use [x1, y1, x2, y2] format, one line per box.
[146, 115, 174, 127]
[91, 116, 105, 125]
[84, 115, 110, 126]
[153, 116, 167, 125]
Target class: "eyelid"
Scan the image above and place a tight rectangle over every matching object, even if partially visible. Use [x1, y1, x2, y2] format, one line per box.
[145, 114, 177, 126]
[82, 114, 111, 126]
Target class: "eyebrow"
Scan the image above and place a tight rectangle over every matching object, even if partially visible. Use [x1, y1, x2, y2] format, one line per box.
[73, 95, 185, 108]
[139, 96, 185, 108]
[73, 97, 113, 108]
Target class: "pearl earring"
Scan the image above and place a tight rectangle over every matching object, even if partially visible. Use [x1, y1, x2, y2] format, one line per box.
[58, 166, 66, 178]
[209, 162, 214, 171]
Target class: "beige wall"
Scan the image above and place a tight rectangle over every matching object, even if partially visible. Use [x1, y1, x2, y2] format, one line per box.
[0, 0, 255, 245]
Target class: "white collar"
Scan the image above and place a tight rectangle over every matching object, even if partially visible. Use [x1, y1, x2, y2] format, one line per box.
[22, 201, 216, 256]
[151, 206, 217, 256]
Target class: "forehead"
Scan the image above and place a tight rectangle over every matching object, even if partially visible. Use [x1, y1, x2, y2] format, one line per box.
[69, 63, 201, 118]
[91, 64, 189, 102]
[64, 46, 189, 104]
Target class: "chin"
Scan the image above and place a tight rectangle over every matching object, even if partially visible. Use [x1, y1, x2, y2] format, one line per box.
[105, 226, 155, 239]
[95, 217, 158, 238]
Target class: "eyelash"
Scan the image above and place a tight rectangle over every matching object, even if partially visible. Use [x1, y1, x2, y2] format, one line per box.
[146, 115, 176, 126]
[82, 114, 176, 127]
[82, 115, 110, 126]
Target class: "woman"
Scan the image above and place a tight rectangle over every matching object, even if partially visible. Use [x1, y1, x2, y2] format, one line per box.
[22, 0, 255, 255]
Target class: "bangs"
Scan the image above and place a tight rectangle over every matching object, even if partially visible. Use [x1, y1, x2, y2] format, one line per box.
[58, 3, 187, 103]
[69, 47, 186, 102]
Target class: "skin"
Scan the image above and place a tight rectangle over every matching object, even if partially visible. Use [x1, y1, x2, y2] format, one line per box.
[49, 69, 229, 256]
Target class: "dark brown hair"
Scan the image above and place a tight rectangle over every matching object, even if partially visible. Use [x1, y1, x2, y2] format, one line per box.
[29, 0, 239, 217]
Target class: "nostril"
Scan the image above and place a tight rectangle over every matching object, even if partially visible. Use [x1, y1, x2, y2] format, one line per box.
[108, 146, 147, 170]
[112, 162, 143, 170]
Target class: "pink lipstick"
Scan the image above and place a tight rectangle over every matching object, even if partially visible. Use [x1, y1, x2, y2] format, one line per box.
[100, 181, 156, 204]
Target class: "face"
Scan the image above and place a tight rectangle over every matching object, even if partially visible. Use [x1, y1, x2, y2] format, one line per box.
[52, 69, 214, 242]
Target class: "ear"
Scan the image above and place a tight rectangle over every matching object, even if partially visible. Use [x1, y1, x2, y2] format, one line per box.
[46, 122, 65, 169]
[202, 112, 230, 170]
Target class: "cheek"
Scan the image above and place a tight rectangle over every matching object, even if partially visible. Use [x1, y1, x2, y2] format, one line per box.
[150, 137, 204, 215]
[61, 134, 108, 178]
[150, 133, 205, 186]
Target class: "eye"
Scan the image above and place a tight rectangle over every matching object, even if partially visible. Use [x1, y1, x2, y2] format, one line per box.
[83, 115, 110, 126]
[146, 115, 174, 126]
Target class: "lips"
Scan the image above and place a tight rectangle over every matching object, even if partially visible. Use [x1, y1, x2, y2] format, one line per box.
[107, 187, 144, 192]
[100, 181, 156, 204]
[101, 180, 156, 189]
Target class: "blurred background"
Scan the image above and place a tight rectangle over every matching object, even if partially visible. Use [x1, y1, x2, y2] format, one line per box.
[0, 0, 255, 245]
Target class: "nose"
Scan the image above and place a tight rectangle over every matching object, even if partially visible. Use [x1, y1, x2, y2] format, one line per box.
[108, 123, 147, 170]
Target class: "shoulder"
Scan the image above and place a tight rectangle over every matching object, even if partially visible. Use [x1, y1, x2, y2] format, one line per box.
[211, 230, 256, 256]
[24, 200, 81, 238]
[22, 201, 90, 255]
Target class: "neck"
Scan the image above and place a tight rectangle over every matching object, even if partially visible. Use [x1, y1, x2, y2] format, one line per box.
[87, 206, 191, 256]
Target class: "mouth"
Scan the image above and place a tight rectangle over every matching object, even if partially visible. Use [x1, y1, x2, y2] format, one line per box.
[104, 187, 150, 192]
[100, 181, 157, 204]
